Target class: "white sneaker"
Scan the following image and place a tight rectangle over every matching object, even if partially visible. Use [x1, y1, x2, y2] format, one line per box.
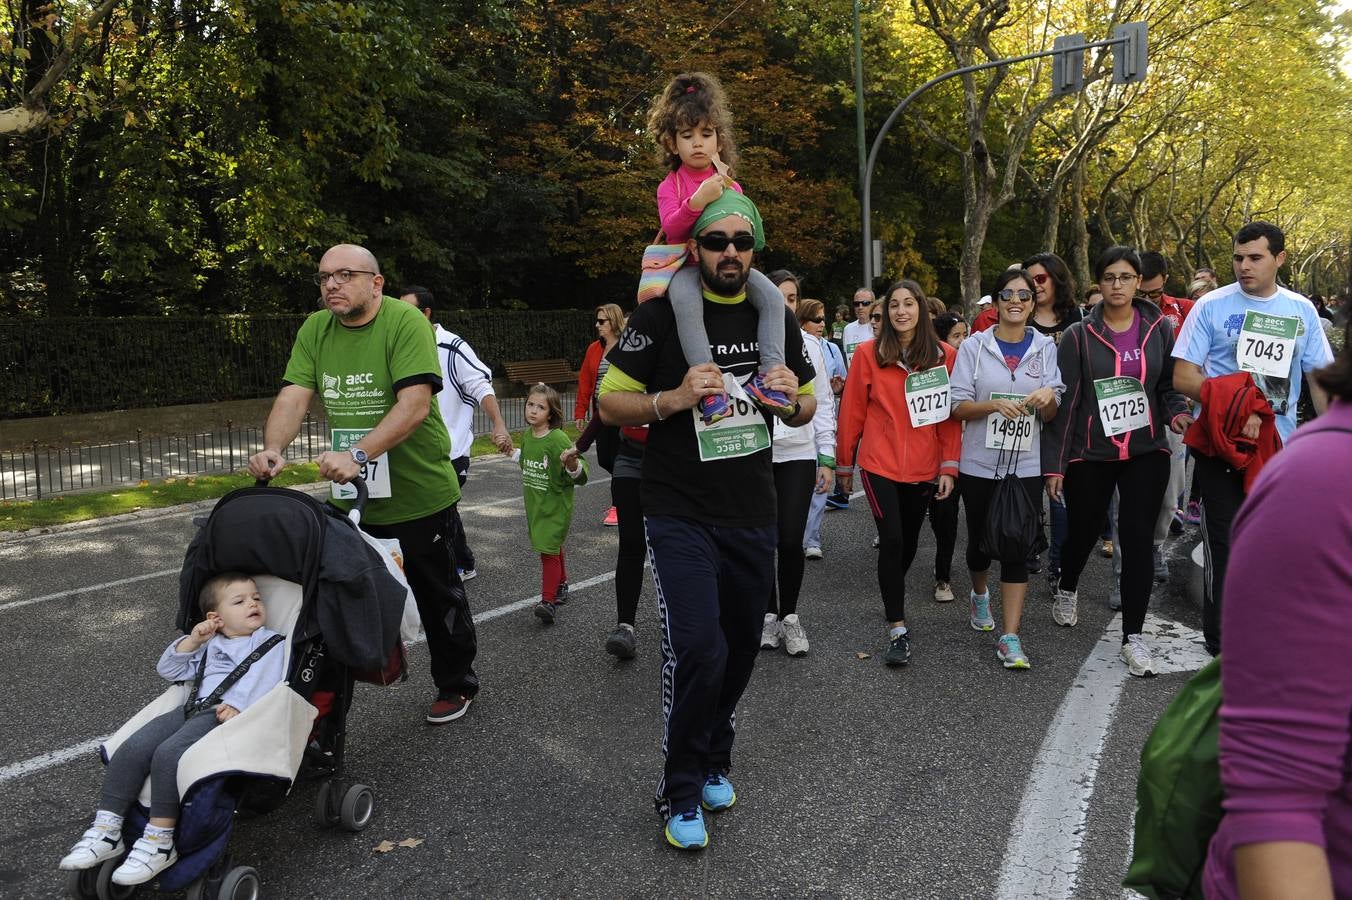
[759, 613, 782, 650]
[58, 826, 124, 871]
[110, 835, 177, 885]
[781, 614, 809, 657]
[1052, 588, 1079, 627]
[803, 546, 823, 561]
[1120, 634, 1156, 677]
[872, 535, 880, 548]
[934, 581, 955, 602]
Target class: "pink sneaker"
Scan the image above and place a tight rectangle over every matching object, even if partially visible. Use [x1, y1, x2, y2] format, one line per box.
[602, 506, 618, 526]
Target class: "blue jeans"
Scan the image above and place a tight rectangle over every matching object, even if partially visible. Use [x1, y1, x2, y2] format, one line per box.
[803, 486, 828, 550]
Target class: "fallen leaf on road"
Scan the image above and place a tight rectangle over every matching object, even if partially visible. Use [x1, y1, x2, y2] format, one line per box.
[855, 651, 871, 660]
[398, 838, 424, 848]
[374, 841, 396, 853]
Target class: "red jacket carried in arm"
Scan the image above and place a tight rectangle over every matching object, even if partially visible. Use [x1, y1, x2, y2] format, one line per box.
[1183, 371, 1283, 493]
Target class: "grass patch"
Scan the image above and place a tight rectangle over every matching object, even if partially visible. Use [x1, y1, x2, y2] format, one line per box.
[0, 424, 579, 532]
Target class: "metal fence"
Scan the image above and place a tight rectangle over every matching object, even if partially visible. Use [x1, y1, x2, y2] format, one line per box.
[0, 392, 577, 500]
[1, 309, 595, 418]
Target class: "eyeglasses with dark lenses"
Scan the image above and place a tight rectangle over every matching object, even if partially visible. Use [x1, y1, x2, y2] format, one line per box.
[998, 289, 1033, 302]
[313, 268, 377, 286]
[1031, 272, 1050, 285]
[869, 313, 882, 321]
[1138, 287, 1165, 300]
[809, 316, 825, 323]
[854, 300, 873, 307]
[594, 319, 606, 325]
[696, 233, 756, 253]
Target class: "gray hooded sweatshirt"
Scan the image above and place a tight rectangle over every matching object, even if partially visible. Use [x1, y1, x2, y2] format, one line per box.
[949, 327, 1064, 479]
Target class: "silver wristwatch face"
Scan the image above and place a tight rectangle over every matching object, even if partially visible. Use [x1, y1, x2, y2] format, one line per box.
[350, 448, 368, 466]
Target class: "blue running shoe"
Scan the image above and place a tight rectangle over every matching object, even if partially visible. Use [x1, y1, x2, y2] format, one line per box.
[701, 774, 737, 812]
[699, 392, 730, 425]
[825, 492, 850, 510]
[744, 373, 794, 413]
[664, 808, 709, 850]
[969, 591, 995, 631]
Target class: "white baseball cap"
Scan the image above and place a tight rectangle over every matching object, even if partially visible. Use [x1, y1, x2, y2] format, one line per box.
[977, 294, 993, 306]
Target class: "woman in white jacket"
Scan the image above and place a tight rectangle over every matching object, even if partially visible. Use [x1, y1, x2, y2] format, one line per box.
[761, 296, 837, 657]
[950, 269, 1064, 670]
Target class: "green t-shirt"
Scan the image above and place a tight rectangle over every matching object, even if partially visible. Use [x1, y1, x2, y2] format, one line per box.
[518, 427, 588, 554]
[282, 297, 457, 525]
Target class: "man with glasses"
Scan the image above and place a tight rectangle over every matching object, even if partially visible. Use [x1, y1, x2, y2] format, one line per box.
[598, 191, 816, 851]
[1172, 222, 1332, 655]
[399, 285, 514, 582]
[830, 287, 876, 510]
[248, 244, 480, 725]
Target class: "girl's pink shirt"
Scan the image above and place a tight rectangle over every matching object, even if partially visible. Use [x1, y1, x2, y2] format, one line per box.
[656, 164, 744, 244]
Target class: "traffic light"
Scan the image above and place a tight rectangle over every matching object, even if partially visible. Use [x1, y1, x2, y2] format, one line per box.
[1113, 22, 1148, 84]
[1051, 33, 1086, 96]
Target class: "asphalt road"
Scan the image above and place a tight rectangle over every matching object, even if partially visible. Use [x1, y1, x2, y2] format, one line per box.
[0, 453, 1209, 899]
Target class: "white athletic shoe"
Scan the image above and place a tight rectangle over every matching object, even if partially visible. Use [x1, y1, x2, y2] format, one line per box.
[759, 613, 782, 650]
[1120, 634, 1156, 677]
[781, 614, 810, 657]
[110, 835, 177, 885]
[1052, 588, 1079, 627]
[58, 827, 124, 871]
[933, 581, 955, 603]
[803, 545, 823, 560]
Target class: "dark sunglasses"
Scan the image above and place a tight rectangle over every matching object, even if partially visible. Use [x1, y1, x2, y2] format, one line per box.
[696, 233, 756, 253]
[594, 319, 607, 325]
[997, 289, 1033, 302]
[870, 313, 882, 321]
[1031, 272, 1050, 285]
[854, 300, 872, 307]
[1138, 287, 1165, 300]
[808, 316, 825, 323]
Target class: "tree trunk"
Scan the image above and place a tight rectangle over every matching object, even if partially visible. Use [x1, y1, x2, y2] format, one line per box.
[1069, 159, 1090, 294]
[959, 150, 995, 316]
[1041, 186, 1061, 256]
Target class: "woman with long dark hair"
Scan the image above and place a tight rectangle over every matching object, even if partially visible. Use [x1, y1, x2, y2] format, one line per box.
[1043, 247, 1192, 677]
[835, 280, 961, 667]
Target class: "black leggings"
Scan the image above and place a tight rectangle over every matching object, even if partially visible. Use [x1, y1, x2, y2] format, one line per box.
[861, 471, 934, 622]
[961, 474, 1042, 584]
[612, 475, 645, 626]
[1059, 453, 1169, 640]
[929, 483, 960, 582]
[768, 459, 816, 618]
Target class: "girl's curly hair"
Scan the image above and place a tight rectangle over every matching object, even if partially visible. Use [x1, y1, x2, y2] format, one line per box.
[646, 72, 740, 173]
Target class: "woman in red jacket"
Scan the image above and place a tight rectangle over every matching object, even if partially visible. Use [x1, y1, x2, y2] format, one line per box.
[575, 303, 625, 525]
[836, 279, 961, 667]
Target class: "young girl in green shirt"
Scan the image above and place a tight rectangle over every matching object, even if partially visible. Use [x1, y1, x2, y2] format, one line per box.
[514, 383, 588, 623]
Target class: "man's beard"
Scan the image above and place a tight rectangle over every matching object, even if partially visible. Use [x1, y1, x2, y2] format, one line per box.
[699, 255, 750, 296]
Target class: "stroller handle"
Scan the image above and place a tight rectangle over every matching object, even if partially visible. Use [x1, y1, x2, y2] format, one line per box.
[254, 475, 369, 521]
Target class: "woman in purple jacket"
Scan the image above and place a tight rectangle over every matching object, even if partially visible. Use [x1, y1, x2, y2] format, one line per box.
[1204, 321, 1352, 899]
[1041, 246, 1193, 677]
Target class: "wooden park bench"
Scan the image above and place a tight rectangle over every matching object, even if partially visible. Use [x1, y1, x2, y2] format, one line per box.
[503, 358, 578, 388]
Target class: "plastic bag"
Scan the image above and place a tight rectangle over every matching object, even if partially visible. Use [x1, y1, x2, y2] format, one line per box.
[356, 531, 424, 644]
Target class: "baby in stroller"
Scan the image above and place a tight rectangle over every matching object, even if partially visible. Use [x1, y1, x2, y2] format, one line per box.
[58, 573, 285, 886]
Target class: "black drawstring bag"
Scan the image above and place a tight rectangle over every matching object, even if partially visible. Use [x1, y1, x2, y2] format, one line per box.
[980, 439, 1048, 562]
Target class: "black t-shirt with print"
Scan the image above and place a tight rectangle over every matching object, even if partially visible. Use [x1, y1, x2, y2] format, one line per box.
[1031, 304, 1083, 345]
[606, 295, 815, 527]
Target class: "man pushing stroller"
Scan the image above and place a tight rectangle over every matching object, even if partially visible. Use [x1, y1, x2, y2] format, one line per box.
[58, 574, 284, 886]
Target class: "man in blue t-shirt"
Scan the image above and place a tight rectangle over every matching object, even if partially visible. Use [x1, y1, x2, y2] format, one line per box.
[1172, 221, 1333, 654]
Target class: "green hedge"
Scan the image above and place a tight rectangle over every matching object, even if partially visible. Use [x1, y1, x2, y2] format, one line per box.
[1, 309, 595, 418]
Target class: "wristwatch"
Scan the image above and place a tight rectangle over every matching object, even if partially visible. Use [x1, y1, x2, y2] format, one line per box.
[350, 448, 368, 466]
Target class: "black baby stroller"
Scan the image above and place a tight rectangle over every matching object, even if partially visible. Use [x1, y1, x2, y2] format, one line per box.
[67, 479, 409, 900]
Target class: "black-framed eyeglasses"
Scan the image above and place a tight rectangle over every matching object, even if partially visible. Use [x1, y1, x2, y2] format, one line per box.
[1101, 273, 1138, 286]
[854, 300, 872, 307]
[808, 316, 825, 323]
[1138, 287, 1165, 300]
[696, 232, 756, 253]
[997, 289, 1033, 302]
[313, 269, 377, 286]
[869, 313, 882, 321]
[594, 319, 607, 325]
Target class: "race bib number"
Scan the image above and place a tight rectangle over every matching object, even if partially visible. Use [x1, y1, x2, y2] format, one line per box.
[1237, 311, 1298, 379]
[330, 429, 392, 500]
[695, 373, 771, 463]
[1093, 377, 1149, 437]
[905, 366, 951, 429]
[985, 392, 1034, 452]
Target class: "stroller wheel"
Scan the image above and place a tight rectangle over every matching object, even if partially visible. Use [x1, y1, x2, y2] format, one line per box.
[217, 866, 260, 900]
[64, 867, 99, 900]
[95, 860, 137, 900]
[313, 780, 339, 828]
[339, 783, 375, 832]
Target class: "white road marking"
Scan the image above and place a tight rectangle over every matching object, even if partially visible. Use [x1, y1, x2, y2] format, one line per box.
[0, 569, 179, 614]
[0, 565, 632, 784]
[997, 613, 1209, 898]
